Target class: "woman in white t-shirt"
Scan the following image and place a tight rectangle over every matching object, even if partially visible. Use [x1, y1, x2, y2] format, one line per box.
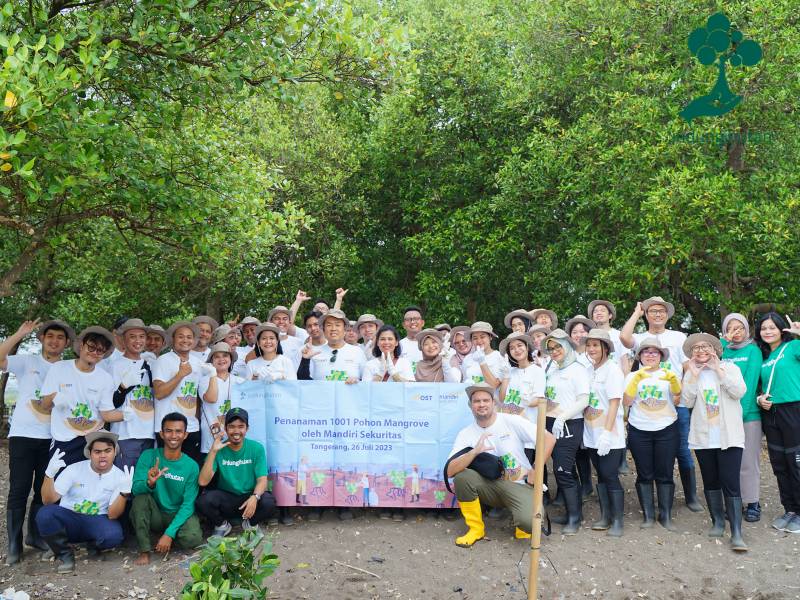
[413, 329, 461, 383]
[364, 325, 415, 382]
[461, 322, 509, 390]
[504, 310, 532, 335]
[246, 324, 297, 382]
[199, 342, 245, 456]
[499, 332, 546, 419]
[582, 329, 626, 537]
[623, 337, 681, 531]
[541, 328, 590, 535]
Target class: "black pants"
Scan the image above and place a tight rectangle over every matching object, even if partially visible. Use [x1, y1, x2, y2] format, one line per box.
[50, 437, 87, 472]
[195, 489, 276, 526]
[157, 431, 202, 466]
[762, 401, 800, 513]
[545, 417, 583, 490]
[524, 449, 548, 490]
[588, 448, 623, 492]
[695, 447, 743, 497]
[628, 421, 679, 485]
[8, 437, 50, 511]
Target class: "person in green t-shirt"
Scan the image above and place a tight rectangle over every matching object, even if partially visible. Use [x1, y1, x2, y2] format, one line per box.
[721, 313, 764, 522]
[130, 412, 202, 566]
[754, 312, 800, 534]
[196, 408, 274, 537]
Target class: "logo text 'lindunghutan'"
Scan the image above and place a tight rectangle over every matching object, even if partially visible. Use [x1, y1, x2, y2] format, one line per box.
[671, 130, 774, 148]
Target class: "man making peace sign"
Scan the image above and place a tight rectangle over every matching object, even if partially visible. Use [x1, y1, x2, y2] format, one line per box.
[130, 413, 202, 566]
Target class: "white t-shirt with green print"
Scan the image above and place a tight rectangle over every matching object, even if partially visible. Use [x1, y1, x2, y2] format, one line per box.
[152, 351, 204, 433]
[198, 373, 245, 453]
[449, 413, 536, 485]
[54, 460, 126, 516]
[461, 351, 510, 386]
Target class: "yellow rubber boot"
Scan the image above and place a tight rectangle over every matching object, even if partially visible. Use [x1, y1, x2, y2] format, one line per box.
[455, 499, 485, 547]
[514, 527, 531, 539]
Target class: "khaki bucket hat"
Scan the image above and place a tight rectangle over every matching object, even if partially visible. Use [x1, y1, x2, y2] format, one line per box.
[36, 320, 76, 344]
[529, 308, 559, 328]
[587, 299, 617, 321]
[635, 337, 670, 362]
[642, 296, 675, 319]
[499, 332, 535, 356]
[73, 326, 115, 358]
[565, 315, 596, 336]
[683, 333, 723, 358]
[469, 321, 498, 339]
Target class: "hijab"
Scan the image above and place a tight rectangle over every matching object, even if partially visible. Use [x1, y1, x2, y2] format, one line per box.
[721, 313, 753, 350]
[415, 330, 445, 382]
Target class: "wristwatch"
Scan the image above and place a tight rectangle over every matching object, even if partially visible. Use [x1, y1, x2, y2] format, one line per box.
[252, 493, 262, 501]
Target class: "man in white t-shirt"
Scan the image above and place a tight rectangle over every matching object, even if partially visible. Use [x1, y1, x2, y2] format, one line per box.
[36, 431, 131, 573]
[356, 313, 383, 357]
[191, 316, 219, 362]
[0, 319, 75, 563]
[153, 321, 204, 465]
[619, 296, 702, 513]
[238, 316, 260, 359]
[143, 324, 168, 362]
[399, 306, 425, 368]
[40, 327, 119, 467]
[446, 383, 555, 546]
[268, 306, 304, 370]
[301, 309, 365, 383]
[109, 318, 157, 469]
[588, 300, 628, 372]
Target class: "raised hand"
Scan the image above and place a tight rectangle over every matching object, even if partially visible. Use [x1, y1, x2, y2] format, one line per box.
[200, 363, 216, 377]
[472, 347, 486, 364]
[118, 465, 134, 495]
[335, 287, 348, 301]
[301, 341, 320, 360]
[211, 430, 229, 453]
[296, 290, 311, 303]
[440, 333, 451, 357]
[226, 314, 240, 328]
[474, 433, 494, 454]
[380, 352, 388, 374]
[633, 302, 644, 318]
[385, 353, 397, 376]
[16, 318, 42, 338]
[147, 457, 169, 488]
[177, 359, 192, 379]
[45, 449, 66, 478]
[783, 314, 800, 336]
[121, 368, 143, 389]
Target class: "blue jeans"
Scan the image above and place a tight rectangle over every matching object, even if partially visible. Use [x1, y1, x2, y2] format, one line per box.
[35, 504, 124, 550]
[675, 406, 694, 469]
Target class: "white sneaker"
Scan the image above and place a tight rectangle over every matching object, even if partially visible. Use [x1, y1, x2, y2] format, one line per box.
[212, 521, 232, 537]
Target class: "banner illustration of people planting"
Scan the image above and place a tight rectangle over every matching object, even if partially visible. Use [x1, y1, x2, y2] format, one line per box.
[230, 381, 472, 508]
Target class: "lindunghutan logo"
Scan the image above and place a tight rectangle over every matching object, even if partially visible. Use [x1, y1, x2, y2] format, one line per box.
[680, 12, 762, 122]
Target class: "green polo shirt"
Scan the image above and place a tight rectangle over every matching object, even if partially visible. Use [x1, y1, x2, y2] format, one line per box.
[760, 340, 800, 405]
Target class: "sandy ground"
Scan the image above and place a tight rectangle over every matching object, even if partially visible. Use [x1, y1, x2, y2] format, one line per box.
[0, 441, 798, 600]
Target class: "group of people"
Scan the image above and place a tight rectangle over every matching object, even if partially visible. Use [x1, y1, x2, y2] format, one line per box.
[1, 290, 799, 571]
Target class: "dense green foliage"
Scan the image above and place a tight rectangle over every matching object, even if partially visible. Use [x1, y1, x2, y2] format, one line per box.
[1, 0, 797, 337]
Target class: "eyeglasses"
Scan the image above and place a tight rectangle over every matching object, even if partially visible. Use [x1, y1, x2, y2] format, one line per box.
[404, 317, 421, 323]
[647, 309, 668, 316]
[641, 348, 661, 355]
[84, 343, 108, 355]
[329, 349, 339, 364]
[546, 344, 560, 351]
[692, 343, 714, 352]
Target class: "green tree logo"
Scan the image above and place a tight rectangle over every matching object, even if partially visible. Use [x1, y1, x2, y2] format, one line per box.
[680, 12, 762, 122]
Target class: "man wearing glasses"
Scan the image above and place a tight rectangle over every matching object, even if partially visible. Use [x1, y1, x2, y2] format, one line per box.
[620, 296, 703, 513]
[399, 306, 425, 370]
[301, 309, 365, 383]
[40, 327, 120, 469]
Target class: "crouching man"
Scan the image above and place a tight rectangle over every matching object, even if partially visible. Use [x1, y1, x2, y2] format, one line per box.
[446, 382, 555, 546]
[131, 413, 202, 565]
[36, 432, 131, 573]
[196, 408, 275, 536]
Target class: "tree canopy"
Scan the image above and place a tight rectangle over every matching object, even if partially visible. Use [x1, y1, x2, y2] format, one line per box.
[1, 0, 797, 336]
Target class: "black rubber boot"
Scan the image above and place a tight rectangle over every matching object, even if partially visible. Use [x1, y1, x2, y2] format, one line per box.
[679, 467, 703, 512]
[576, 450, 594, 500]
[725, 496, 748, 552]
[704, 489, 725, 538]
[561, 487, 583, 535]
[550, 486, 565, 508]
[636, 482, 655, 529]
[591, 483, 610, 530]
[656, 482, 677, 531]
[607, 489, 624, 537]
[42, 530, 75, 573]
[25, 503, 49, 551]
[6, 509, 25, 565]
[618, 448, 631, 475]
